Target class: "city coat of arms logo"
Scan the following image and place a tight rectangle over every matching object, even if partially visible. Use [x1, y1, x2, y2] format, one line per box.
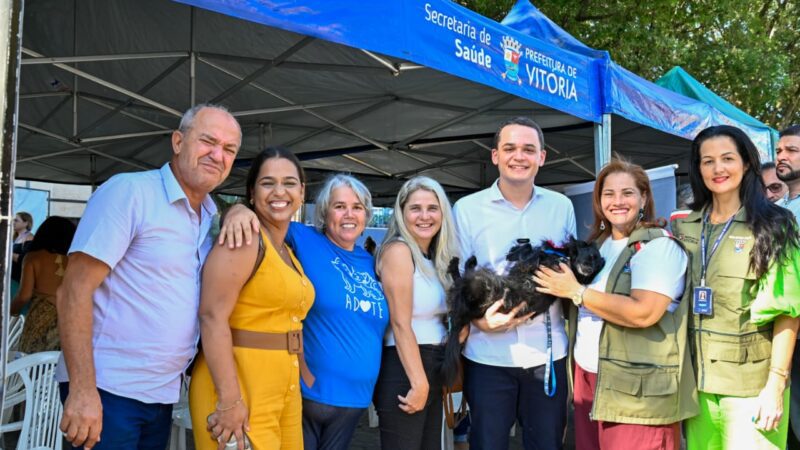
[501, 36, 523, 84]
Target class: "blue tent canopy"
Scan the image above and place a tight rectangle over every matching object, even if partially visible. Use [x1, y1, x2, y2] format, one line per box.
[501, 0, 773, 160]
[18, 0, 625, 195]
[500, 0, 607, 60]
[177, 0, 604, 123]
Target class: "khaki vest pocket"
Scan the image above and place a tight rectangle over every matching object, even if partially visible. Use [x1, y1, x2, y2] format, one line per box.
[595, 362, 683, 423]
[706, 341, 746, 363]
[606, 370, 642, 396]
[745, 340, 772, 362]
[704, 334, 771, 364]
[642, 372, 679, 396]
[600, 363, 679, 398]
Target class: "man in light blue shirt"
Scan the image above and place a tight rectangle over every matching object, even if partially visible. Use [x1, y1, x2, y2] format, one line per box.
[56, 104, 242, 450]
[453, 117, 576, 450]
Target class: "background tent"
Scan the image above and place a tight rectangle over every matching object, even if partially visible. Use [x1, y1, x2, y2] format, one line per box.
[656, 66, 778, 158]
[16, 0, 615, 204]
[502, 0, 774, 169]
[16, 0, 775, 204]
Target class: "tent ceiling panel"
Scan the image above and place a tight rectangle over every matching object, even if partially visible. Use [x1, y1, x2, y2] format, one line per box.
[18, 0, 617, 198]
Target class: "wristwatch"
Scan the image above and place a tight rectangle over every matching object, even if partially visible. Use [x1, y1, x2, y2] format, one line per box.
[572, 285, 587, 307]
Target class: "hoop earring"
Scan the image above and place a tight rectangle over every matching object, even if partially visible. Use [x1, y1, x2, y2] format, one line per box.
[599, 221, 606, 231]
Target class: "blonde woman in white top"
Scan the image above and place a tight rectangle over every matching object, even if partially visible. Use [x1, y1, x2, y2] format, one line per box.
[374, 176, 459, 450]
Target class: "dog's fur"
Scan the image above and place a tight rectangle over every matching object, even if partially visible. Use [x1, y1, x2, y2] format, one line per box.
[442, 237, 605, 386]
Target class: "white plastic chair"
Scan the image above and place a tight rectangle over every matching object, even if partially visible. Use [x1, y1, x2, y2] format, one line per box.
[0, 351, 63, 450]
[168, 377, 192, 450]
[7, 315, 24, 352]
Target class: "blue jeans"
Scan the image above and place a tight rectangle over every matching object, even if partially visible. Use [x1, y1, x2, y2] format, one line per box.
[59, 383, 173, 450]
[302, 398, 364, 450]
[463, 357, 568, 450]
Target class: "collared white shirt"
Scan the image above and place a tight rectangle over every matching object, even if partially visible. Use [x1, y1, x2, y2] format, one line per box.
[56, 163, 217, 404]
[453, 180, 576, 368]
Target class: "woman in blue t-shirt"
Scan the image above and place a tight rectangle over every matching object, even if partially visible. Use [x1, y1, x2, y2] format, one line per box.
[222, 173, 389, 449]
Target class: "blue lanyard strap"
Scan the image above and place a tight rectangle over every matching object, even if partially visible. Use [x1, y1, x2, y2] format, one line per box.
[700, 210, 738, 285]
[543, 312, 556, 397]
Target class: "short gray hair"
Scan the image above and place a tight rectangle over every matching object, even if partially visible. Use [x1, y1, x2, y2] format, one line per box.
[314, 174, 373, 232]
[178, 103, 235, 134]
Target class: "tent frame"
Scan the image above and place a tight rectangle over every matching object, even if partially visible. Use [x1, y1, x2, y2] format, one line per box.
[16, 4, 609, 191]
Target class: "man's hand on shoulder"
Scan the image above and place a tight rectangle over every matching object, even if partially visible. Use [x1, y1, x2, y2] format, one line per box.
[219, 204, 260, 249]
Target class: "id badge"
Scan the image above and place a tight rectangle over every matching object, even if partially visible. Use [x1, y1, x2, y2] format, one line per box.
[693, 286, 713, 315]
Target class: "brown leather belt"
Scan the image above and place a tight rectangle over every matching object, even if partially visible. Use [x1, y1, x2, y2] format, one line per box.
[230, 328, 315, 387]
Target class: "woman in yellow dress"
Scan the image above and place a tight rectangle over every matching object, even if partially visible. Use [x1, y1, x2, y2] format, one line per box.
[190, 147, 314, 449]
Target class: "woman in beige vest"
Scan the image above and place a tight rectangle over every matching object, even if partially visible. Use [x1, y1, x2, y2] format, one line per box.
[535, 158, 696, 450]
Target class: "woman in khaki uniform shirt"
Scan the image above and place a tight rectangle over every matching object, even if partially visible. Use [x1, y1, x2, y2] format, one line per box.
[672, 125, 800, 450]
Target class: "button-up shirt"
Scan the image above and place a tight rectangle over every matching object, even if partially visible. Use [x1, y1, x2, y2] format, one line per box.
[453, 180, 576, 368]
[56, 163, 216, 404]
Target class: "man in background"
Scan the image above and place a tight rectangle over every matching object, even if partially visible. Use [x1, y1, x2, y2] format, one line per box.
[762, 161, 788, 203]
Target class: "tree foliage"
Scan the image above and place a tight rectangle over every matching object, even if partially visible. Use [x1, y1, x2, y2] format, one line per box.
[458, 0, 800, 129]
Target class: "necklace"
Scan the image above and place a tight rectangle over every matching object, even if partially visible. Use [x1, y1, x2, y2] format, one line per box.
[263, 228, 288, 257]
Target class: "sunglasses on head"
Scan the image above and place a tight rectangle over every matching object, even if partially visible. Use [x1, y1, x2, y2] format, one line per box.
[766, 183, 785, 193]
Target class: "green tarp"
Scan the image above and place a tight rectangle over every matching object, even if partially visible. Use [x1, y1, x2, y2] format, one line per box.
[656, 66, 778, 156]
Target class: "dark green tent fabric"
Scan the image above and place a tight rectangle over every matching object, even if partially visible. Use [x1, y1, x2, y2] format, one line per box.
[656, 66, 778, 154]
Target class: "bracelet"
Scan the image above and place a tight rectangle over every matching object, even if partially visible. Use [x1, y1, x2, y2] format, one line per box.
[769, 366, 790, 379]
[216, 396, 244, 412]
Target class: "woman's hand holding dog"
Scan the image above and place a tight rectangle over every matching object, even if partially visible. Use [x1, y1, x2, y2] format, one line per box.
[534, 263, 582, 300]
[473, 299, 533, 332]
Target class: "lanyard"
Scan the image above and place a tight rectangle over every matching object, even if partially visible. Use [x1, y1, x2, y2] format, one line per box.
[699, 210, 738, 286]
[543, 312, 556, 397]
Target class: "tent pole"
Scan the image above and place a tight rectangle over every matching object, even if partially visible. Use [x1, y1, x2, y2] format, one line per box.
[21, 51, 188, 65]
[190, 7, 196, 106]
[22, 47, 182, 117]
[360, 49, 399, 76]
[72, 0, 78, 136]
[18, 123, 152, 170]
[0, 0, 24, 414]
[594, 113, 611, 174]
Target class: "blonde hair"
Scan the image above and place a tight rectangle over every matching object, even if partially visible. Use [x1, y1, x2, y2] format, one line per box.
[377, 176, 459, 288]
[14, 212, 33, 239]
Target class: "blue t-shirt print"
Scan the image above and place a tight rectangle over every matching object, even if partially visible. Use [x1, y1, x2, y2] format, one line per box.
[286, 223, 389, 408]
[332, 256, 386, 318]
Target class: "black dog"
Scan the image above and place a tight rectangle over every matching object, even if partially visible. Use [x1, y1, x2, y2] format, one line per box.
[442, 237, 605, 386]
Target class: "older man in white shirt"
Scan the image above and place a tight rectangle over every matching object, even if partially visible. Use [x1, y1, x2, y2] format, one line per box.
[453, 117, 576, 450]
[55, 104, 241, 450]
